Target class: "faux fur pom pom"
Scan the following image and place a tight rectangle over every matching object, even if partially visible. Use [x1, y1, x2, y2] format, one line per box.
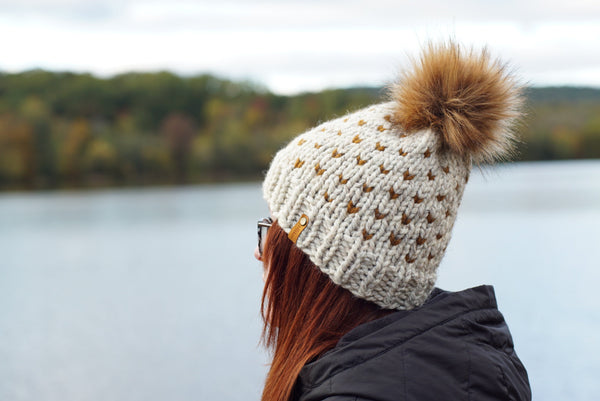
[391, 41, 523, 164]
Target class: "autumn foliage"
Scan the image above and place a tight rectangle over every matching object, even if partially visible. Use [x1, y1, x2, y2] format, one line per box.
[0, 70, 598, 190]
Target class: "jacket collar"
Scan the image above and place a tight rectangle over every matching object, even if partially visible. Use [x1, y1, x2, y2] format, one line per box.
[298, 285, 498, 388]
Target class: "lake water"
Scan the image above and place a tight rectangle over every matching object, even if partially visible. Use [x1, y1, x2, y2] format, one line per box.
[1, 160, 599, 401]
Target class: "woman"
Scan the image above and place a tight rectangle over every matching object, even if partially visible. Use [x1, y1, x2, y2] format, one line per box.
[255, 41, 531, 401]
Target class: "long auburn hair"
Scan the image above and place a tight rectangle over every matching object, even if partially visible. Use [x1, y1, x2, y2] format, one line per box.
[260, 221, 393, 401]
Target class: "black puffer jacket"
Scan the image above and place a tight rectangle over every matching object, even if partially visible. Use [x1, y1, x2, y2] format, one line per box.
[292, 286, 531, 401]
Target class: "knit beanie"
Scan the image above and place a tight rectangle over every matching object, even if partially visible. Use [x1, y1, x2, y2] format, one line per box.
[262, 41, 523, 310]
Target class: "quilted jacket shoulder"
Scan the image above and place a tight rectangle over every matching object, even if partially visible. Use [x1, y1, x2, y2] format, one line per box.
[292, 286, 531, 401]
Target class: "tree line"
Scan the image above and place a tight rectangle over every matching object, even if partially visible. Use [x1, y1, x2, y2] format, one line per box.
[0, 70, 598, 190]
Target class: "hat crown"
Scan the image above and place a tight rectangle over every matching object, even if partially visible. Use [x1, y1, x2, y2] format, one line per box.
[263, 102, 470, 309]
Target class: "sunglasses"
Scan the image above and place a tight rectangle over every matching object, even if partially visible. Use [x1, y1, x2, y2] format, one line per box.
[257, 217, 273, 257]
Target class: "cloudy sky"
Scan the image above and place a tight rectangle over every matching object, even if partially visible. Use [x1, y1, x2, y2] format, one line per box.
[1, 0, 599, 94]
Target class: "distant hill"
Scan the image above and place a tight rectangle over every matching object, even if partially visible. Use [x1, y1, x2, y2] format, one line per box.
[0, 71, 599, 190]
[525, 86, 600, 103]
[301, 85, 600, 104]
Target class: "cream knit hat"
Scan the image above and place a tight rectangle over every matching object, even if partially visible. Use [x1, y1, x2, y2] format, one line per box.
[262, 41, 523, 310]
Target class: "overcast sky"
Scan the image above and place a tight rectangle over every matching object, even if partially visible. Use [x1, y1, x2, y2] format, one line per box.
[1, 0, 599, 94]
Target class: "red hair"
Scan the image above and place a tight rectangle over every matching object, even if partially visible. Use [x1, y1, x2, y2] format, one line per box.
[260, 221, 392, 401]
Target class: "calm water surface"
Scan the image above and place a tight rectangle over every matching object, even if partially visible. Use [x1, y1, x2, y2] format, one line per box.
[0, 160, 599, 401]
